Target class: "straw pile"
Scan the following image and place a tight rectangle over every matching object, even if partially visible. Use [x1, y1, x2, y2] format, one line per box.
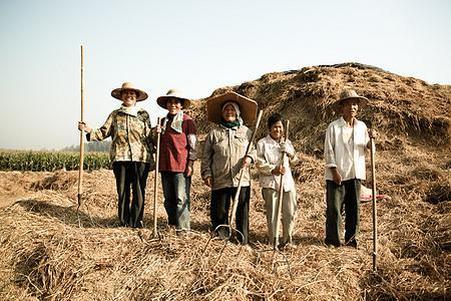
[1, 63, 450, 300]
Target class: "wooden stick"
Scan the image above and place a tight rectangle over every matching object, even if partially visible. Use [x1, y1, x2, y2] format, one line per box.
[274, 120, 290, 250]
[77, 45, 85, 209]
[229, 110, 264, 229]
[370, 136, 377, 271]
[153, 117, 163, 237]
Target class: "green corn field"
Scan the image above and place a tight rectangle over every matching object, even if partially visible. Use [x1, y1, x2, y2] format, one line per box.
[0, 151, 110, 171]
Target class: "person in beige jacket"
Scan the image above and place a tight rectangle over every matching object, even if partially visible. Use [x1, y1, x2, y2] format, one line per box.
[201, 92, 258, 245]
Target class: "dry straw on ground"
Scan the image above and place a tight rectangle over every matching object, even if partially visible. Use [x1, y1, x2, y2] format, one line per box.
[1, 63, 450, 300]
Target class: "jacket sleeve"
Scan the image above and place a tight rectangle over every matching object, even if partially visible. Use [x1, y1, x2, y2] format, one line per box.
[90, 112, 115, 141]
[324, 123, 337, 168]
[256, 139, 275, 176]
[201, 130, 214, 180]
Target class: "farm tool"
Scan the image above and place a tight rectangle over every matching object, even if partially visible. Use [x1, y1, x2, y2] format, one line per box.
[152, 117, 166, 238]
[370, 133, 378, 272]
[77, 45, 85, 223]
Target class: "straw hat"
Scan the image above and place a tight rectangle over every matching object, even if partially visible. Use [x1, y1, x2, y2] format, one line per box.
[206, 91, 258, 124]
[334, 89, 369, 110]
[111, 82, 148, 101]
[156, 89, 191, 109]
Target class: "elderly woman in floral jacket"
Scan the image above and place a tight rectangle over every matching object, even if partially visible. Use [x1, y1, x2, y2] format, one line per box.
[201, 91, 257, 245]
[78, 82, 154, 228]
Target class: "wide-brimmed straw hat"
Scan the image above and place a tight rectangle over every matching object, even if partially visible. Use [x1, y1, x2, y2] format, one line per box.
[156, 89, 191, 109]
[206, 91, 258, 124]
[111, 82, 148, 101]
[334, 89, 369, 110]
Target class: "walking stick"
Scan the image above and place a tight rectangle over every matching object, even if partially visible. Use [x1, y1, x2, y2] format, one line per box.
[153, 117, 165, 237]
[227, 110, 264, 241]
[77, 45, 85, 212]
[274, 120, 290, 250]
[370, 135, 377, 272]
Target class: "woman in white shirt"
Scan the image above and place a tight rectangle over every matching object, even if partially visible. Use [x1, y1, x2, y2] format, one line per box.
[256, 113, 298, 248]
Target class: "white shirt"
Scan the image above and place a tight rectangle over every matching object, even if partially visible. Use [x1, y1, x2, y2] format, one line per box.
[256, 135, 297, 192]
[324, 117, 370, 181]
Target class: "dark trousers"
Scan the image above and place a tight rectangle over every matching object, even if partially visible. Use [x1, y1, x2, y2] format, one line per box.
[113, 161, 150, 228]
[161, 172, 191, 230]
[211, 186, 250, 244]
[325, 179, 361, 246]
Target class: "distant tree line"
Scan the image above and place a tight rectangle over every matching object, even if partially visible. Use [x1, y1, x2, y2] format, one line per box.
[61, 141, 111, 153]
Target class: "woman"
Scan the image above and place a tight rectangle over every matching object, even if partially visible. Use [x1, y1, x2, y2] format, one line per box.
[78, 82, 154, 228]
[156, 89, 197, 235]
[201, 91, 258, 245]
[256, 113, 298, 248]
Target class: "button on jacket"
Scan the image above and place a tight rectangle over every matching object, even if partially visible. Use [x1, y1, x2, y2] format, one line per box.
[256, 135, 298, 192]
[324, 117, 369, 181]
[88, 109, 154, 165]
[201, 124, 256, 191]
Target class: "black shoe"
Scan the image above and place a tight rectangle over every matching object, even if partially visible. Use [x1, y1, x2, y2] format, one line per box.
[345, 239, 358, 248]
[325, 239, 342, 247]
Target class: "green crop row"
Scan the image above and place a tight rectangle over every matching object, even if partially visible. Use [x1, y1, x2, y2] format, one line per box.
[0, 151, 110, 171]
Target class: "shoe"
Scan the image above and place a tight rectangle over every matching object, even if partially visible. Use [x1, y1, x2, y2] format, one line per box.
[345, 239, 358, 248]
[325, 239, 342, 248]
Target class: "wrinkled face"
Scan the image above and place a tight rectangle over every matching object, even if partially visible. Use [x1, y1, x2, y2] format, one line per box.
[341, 99, 359, 119]
[269, 121, 284, 141]
[166, 98, 182, 115]
[222, 104, 237, 122]
[121, 90, 137, 107]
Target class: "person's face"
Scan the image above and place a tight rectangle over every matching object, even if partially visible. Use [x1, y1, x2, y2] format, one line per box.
[166, 98, 182, 115]
[121, 90, 137, 107]
[341, 99, 359, 119]
[222, 104, 237, 122]
[269, 121, 284, 141]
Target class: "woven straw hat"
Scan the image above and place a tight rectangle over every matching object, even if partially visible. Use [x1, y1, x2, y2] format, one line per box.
[111, 82, 148, 101]
[156, 89, 191, 109]
[206, 91, 258, 124]
[334, 89, 369, 110]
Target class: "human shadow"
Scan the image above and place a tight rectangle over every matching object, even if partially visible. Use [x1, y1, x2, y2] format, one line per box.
[13, 198, 119, 228]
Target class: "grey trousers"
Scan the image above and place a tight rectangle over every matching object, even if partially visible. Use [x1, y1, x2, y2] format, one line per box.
[262, 188, 297, 245]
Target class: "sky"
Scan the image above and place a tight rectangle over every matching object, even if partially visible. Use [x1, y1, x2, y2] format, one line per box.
[1, 0, 450, 150]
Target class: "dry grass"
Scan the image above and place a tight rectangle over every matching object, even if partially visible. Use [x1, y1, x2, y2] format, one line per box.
[1, 63, 450, 300]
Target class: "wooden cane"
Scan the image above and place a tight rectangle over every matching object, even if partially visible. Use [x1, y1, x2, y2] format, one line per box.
[370, 136, 377, 271]
[229, 110, 264, 231]
[77, 45, 85, 210]
[274, 120, 290, 250]
[153, 117, 163, 237]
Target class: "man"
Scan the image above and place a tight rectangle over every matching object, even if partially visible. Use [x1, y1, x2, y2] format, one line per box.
[324, 89, 375, 248]
[156, 89, 197, 235]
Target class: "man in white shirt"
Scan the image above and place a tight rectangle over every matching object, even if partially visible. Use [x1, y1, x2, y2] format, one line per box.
[324, 89, 375, 248]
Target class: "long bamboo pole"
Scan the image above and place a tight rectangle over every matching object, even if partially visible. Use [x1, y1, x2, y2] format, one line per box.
[274, 120, 290, 250]
[77, 45, 85, 209]
[153, 117, 163, 237]
[229, 110, 264, 229]
[370, 136, 377, 271]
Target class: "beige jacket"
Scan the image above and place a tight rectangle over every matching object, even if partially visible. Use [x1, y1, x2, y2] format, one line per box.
[201, 124, 256, 190]
[88, 109, 155, 166]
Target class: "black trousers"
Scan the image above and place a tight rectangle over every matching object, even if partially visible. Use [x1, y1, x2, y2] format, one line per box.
[325, 179, 361, 246]
[113, 161, 150, 228]
[211, 186, 250, 244]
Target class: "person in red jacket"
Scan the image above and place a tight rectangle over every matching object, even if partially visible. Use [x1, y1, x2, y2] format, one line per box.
[156, 89, 197, 235]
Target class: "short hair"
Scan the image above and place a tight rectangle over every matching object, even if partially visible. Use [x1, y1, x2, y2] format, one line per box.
[267, 113, 284, 129]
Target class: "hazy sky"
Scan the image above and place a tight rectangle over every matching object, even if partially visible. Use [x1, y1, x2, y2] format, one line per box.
[1, 0, 450, 150]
